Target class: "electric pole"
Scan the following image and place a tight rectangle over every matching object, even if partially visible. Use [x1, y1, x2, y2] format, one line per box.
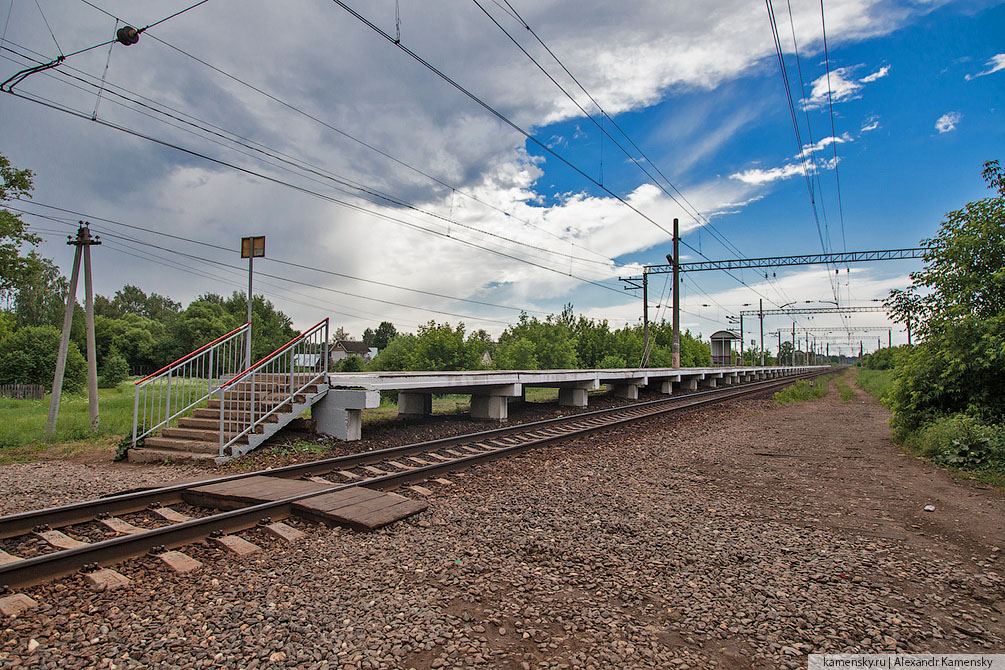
[791, 322, 796, 366]
[47, 223, 101, 436]
[642, 271, 649, 367]
[759, 298, 764, 366]
[888, 329, 892, 348]
[671, 218, 680, 369]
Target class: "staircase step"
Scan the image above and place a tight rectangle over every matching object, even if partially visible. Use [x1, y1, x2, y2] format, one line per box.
[144, 436, 232, 454]
[177, 417, 219, 430]
[128, 448, 218, 464]
[162, 426, 261, 441]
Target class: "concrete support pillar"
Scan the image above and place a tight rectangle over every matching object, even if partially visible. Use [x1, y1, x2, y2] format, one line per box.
[558, 387, 588, 407]
[611, 383, 640, 400]
[315, 390, 379, 441]
[685, 378, 698, 391]
[397, 392, 432, 419]
[660, 380, 674, 395]
[471, 394, 508, 421]
[702, 376, 717, 389]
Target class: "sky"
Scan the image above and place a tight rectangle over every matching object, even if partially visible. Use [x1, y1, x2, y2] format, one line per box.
[1, 0, 1003, 359]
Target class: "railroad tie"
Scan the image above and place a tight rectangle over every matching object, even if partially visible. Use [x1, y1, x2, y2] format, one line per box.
[386, 460, 416, 470]
[211, 535, 261, 556]
[0, 549, 22, 566]
[99, 517, 145, 535]
[151, 506, 191, 523]
[337, 470, 362, 480]
[84, 569, 130, 591]
[157, 550, 203, 573]
[36, 529, 87, 550]
[0, 593, 38, 617]
[263, 522, 307, 543]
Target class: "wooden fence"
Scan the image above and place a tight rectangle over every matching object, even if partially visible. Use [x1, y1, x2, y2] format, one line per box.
[0, 384, 44, 399]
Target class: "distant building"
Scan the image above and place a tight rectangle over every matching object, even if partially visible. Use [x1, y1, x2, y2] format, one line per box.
[330, 340, 375, 363]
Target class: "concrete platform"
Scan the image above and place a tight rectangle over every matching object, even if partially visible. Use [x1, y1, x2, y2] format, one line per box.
[322, 366, 821, 434]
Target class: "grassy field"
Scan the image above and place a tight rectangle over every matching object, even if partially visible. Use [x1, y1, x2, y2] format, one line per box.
[854, 368, 894, 404]
[0, 382, 137, 464]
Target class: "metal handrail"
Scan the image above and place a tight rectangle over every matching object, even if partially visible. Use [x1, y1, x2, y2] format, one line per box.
[217, 319, 329, 459]
[131, 322, 250, 449]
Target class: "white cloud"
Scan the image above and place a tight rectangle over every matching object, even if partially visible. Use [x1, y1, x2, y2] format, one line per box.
[860, 115, 880, 132]
[966, 53, 1005, 80]
[802, 64, 889, 110]
[1, 0, 939, 335]
[935, 111, 961, 134]
[860, 65, 891, 83]
[729, 163, 806, 185]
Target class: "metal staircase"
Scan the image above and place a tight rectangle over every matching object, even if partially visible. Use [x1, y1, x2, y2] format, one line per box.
[128, 319, 330, 464]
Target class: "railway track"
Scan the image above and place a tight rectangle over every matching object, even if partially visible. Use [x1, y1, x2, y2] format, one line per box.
[0, 369, 830, 590]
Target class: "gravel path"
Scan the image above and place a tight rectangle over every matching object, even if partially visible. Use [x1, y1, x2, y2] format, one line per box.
[1, 374, 1003, 669]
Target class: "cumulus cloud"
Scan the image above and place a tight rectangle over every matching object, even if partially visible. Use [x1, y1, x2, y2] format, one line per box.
[0, 0, 932, 334]
[935, 112, 961, 134]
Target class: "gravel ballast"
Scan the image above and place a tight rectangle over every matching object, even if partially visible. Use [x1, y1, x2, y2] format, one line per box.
[1, 374, 1002, 669]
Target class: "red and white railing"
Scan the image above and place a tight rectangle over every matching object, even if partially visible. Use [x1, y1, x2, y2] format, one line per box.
[132, 322, 250, 449]
[216, 319, 329, 459]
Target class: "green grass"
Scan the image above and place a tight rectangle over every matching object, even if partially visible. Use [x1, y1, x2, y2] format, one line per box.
[834, 373, 856, 403]
[855, 368, 894, 405]
[0, 381, 138, 464]
[773, 377, 829, 405]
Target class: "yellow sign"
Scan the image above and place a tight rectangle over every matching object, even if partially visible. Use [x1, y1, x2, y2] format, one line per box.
[241, 236, 265, 258]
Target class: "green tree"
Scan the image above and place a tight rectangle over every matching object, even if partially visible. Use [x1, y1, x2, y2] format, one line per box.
[887, 160, 1005, 433]
[494, 337, 539, 370]
[0, 325, 86, 391]
[409, 321, 480, 371]
[99, 346, 130, 388]
[336, 354, 366, 373]
[0, 154, 40, 304]
[369, 333, 416, 371]
[497, 313, 578, 370]
[11, 252, 67, 329]
[363, 321, 398, 350]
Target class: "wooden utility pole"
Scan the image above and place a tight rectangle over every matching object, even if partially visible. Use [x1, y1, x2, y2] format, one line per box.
[671, 218, 680, 369]
[47, 223, 101, 436]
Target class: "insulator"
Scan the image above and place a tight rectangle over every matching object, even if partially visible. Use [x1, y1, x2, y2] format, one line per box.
[116, 26, 140, 46]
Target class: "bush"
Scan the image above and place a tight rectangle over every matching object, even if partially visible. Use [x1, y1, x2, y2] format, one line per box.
[99, 347, 130, 388]
[335, 355, 366, 373]
[0, 325, 86, 392]
[773, 379, 828, 404]
[911, 414, 1005, 470]
[859, 345, 909, 370]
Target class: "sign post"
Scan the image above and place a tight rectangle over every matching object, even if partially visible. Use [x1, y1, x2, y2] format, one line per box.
[240, 236, 265, 370]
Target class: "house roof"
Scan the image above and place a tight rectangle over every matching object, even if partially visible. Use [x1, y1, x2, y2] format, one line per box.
[335, 340, 371, 354]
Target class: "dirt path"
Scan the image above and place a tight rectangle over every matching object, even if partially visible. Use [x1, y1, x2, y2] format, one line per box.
[1, 372, 1002, 669]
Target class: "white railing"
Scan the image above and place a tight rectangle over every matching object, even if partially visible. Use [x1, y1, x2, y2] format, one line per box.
[217, 319, 329, 459]
[132, 322, 250, 449]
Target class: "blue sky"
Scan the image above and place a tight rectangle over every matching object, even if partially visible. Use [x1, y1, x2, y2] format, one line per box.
[1, 0, 1003, 357]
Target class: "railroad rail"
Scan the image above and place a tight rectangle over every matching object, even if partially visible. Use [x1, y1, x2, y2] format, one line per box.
[0, 369, 833, 589]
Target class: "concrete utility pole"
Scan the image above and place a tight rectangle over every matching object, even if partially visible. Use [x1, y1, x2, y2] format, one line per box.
[759, 299, 764, 366]
[791, 322, 796, 366]
[47, 223, 101, 436]
[671, 218, 680, 369]
[642, 271, 649, 367]
[738, 313, 744, 366]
